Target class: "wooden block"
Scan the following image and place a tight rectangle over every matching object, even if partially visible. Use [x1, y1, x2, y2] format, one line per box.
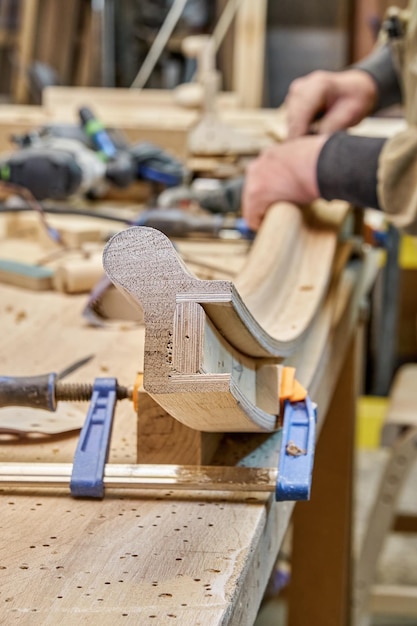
[0, 258, 53, 290]
[381, 364, 417, 445]
[52, 255, 104, 294]
[136, 389, 222, 464]
[36, 220, 103, 249]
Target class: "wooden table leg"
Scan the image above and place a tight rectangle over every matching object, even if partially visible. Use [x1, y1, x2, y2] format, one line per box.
[288, 337, 356, 626]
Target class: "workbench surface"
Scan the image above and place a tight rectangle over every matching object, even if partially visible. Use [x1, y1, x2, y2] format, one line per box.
[0, 232, 368, 625]
[0, 282, 293, 625]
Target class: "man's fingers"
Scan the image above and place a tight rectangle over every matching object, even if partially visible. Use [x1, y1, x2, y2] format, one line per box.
[318, 101, 359, 134]
[242, 174, 266, 231]
[286, 73, 330, 139]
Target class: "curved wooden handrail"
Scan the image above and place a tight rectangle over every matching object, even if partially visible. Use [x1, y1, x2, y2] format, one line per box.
[103, 200, 350, 432]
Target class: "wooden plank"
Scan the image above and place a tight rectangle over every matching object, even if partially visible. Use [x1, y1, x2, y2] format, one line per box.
[232, 0, 267, 108]
[34, 0, 81, 84]
[12, 0, 39, 103]
[73, 2, 97, 87]
[34, 0, 58, 66]
[43, 86, 241, 112]
[0, 88, 285, 160]
[42, 86, 281, 158]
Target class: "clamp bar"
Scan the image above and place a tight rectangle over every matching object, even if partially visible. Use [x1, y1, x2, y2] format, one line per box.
[70, 378, 118, 498]
[276, 396, 317, 501]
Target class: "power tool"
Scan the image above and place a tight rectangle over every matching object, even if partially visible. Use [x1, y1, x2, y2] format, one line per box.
[157, 176, 244, 214]
[0, 106, 186, 201]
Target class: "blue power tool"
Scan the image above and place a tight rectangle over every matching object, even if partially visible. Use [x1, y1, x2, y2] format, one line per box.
[0, 106, 186, 200]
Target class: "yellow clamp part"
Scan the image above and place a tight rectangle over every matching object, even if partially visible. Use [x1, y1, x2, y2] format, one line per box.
[280, 366, 307, 403]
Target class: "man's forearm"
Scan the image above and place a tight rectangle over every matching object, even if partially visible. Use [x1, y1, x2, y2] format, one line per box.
[353, 43, 402, 111]
[317, 132, 386, 209]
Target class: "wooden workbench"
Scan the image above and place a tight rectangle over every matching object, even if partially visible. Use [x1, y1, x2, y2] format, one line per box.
[0, 227, 373, 625]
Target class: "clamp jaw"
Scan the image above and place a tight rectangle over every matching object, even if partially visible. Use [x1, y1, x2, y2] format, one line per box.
[276, 397, 317, 501]
[70, 378, 119, 498]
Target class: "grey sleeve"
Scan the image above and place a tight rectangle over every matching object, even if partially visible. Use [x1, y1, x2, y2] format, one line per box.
[317, 132, 386, 209]
[353, 43, 402, 110]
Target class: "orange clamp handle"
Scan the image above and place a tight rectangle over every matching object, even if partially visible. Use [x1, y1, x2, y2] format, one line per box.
[280, 366, 307, 404]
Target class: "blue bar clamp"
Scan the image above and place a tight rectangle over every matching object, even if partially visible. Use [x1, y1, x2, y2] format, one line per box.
[70, 378, 118, 498]
[276, 395, 317, 501]
[70, 378, 317, 501]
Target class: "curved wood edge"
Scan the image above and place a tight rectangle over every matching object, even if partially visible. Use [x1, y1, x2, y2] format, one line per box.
[235, 200, 349, 341]
[103, 200, 350, 432]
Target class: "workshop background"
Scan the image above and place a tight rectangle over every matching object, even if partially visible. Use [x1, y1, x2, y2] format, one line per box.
[1, 1, 417, 626]
[0, 0, 408, 105]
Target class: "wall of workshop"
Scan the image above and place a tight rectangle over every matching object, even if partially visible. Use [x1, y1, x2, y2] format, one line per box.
[0, 1, 411, 106]
[265, 0, 352, 106]
[263, 0, 409, 107]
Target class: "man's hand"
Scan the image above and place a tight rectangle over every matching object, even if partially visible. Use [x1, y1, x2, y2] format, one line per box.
[286, 69, 378, 138]
[242, 135, 328, 231]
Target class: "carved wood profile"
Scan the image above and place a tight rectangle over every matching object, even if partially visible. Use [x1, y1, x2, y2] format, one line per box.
[103, 201, 349, 433]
